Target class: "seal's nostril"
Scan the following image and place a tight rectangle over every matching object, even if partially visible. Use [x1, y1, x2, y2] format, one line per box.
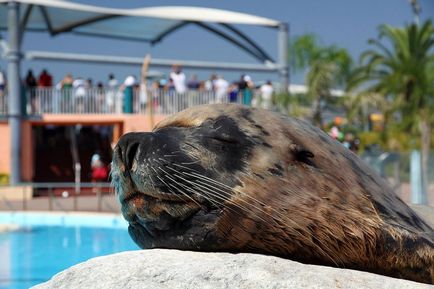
[125, 142, 140, 170]
[116, 132, 154, 170]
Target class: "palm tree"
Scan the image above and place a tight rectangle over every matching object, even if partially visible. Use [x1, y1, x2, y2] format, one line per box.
[290, 34, 353, 127]
[353, 20, 434, 202]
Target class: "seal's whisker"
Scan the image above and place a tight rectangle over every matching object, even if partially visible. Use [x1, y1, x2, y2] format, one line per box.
[168, 172, 261, 220]
[184, 172, 268, 207]
[155, 165, 203, 207]
[174, 181, 222, 209]
[176, 176, 249, 211]
[184, 177, 231, 200]
[109, 184, 116, 196]
[187, 180, 272, 224]
[171, 162, 201, 172]
[155, 160, 218, 208]
[180, 160, 201, 165]
[154, 161, 224, 209]
[161, 166, 236, 205]
[169, 168, 279, 224]
[145, 166, 156, 189]
[167, 182, 204, 207]
[189, 172, 307, 219]
[190, 177, 293, 225]
[175, 168, 296, 221]
[150, 167, 185, 203]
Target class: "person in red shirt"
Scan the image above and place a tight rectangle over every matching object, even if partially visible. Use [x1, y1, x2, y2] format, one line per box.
[91, 154, 108, 182]
[38, 69, 53, 87]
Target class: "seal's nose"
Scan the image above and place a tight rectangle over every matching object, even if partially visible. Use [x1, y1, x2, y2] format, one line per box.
[116, 132, 151, 170]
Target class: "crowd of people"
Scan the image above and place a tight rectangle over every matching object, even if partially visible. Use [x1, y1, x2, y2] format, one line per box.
[0, 65, 276, 114]
[327, 116, 360, 153]
[161, 65, 274, 109]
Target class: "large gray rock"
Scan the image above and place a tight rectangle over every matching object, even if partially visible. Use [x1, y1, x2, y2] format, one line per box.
[32, 249, 431, 289]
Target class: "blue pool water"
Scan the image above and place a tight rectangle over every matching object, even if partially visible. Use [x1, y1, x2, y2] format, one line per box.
[0, 212, 139, 289]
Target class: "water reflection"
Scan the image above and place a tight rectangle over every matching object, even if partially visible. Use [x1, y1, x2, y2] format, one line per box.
[0, 225, 138, 289]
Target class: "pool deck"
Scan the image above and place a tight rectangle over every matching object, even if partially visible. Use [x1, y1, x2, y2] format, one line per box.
[0, 194, 121, 213]
[0, 223, 20, 232]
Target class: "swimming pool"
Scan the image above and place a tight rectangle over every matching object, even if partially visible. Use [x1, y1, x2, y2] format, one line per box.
[0, 212, 138, 289]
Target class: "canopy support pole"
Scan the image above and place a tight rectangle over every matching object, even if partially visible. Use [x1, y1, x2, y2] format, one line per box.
[7, 1, 22, 185]
[278, 22, 289, 93]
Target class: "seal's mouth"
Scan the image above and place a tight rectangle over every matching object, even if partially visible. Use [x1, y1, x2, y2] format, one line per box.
[121, 190, 196, 204]
[119, 186, 203, 241]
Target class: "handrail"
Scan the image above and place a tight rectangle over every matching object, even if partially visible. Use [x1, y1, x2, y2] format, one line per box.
[0, 182, 117, 213]
[1, 182, 111, 188]
[1, 195, 16, 212]
[0, 86, 268, 116]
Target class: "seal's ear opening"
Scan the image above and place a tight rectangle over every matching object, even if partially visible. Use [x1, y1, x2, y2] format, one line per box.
[293, 147, 316, 167]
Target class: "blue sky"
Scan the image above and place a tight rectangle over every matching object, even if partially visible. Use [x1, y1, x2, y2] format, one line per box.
[1, 0, 433, 85]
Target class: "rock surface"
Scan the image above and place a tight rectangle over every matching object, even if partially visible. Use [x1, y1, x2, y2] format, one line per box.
[32, 249, 431, 289]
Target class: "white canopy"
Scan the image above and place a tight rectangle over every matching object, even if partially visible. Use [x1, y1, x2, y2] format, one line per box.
[0, 0, 280, 44]
[1, 1, 288, 185]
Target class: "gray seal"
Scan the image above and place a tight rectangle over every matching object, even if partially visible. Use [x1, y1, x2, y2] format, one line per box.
[111, 104, 433, 284]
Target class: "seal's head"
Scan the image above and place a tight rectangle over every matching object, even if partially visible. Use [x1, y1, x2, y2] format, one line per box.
[112, 104, 260, 250]
[112, 104, 433, 284]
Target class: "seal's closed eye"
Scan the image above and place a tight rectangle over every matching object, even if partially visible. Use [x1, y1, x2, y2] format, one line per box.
[208, 135, 239, 144]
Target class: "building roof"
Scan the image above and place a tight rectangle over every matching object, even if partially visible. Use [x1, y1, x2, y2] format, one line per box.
[0, 0, 280, 44]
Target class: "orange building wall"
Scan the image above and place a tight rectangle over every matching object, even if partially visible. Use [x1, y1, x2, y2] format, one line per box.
[122, 114, 167, 133]
[0, 114, 168, 181]
[0, 121, 33, 181]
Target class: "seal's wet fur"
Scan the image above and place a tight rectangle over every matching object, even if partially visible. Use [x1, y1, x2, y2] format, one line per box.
[111, 104, 433, 284]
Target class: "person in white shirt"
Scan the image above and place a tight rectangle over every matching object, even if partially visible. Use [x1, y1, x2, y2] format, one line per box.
[0, 69, 6, 112]
[205, 74, 217, 91]
[106, 73, 119, 112]
[0, 69, 6, 97]
[123, 75, 136, 87]
[72, 77, 86, 112]
[260, 80, 274, 109]
[170, 65, 187, 94]
[214, 75, 229, 103]
[108, 73, 118, 88]
[73, 77, 86, 96]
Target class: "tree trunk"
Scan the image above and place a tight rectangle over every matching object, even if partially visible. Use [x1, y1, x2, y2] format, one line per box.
[419, 118, 431, 205]
[312, 95, 323, 127]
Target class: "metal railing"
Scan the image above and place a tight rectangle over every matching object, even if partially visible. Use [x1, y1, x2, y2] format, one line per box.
[0, 182, 119, 212]
[0, 87, 266, 115]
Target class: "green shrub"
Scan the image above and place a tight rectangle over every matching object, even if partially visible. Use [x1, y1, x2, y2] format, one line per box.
[358, 131, 384, 152]
[0, 173, 9, 185]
